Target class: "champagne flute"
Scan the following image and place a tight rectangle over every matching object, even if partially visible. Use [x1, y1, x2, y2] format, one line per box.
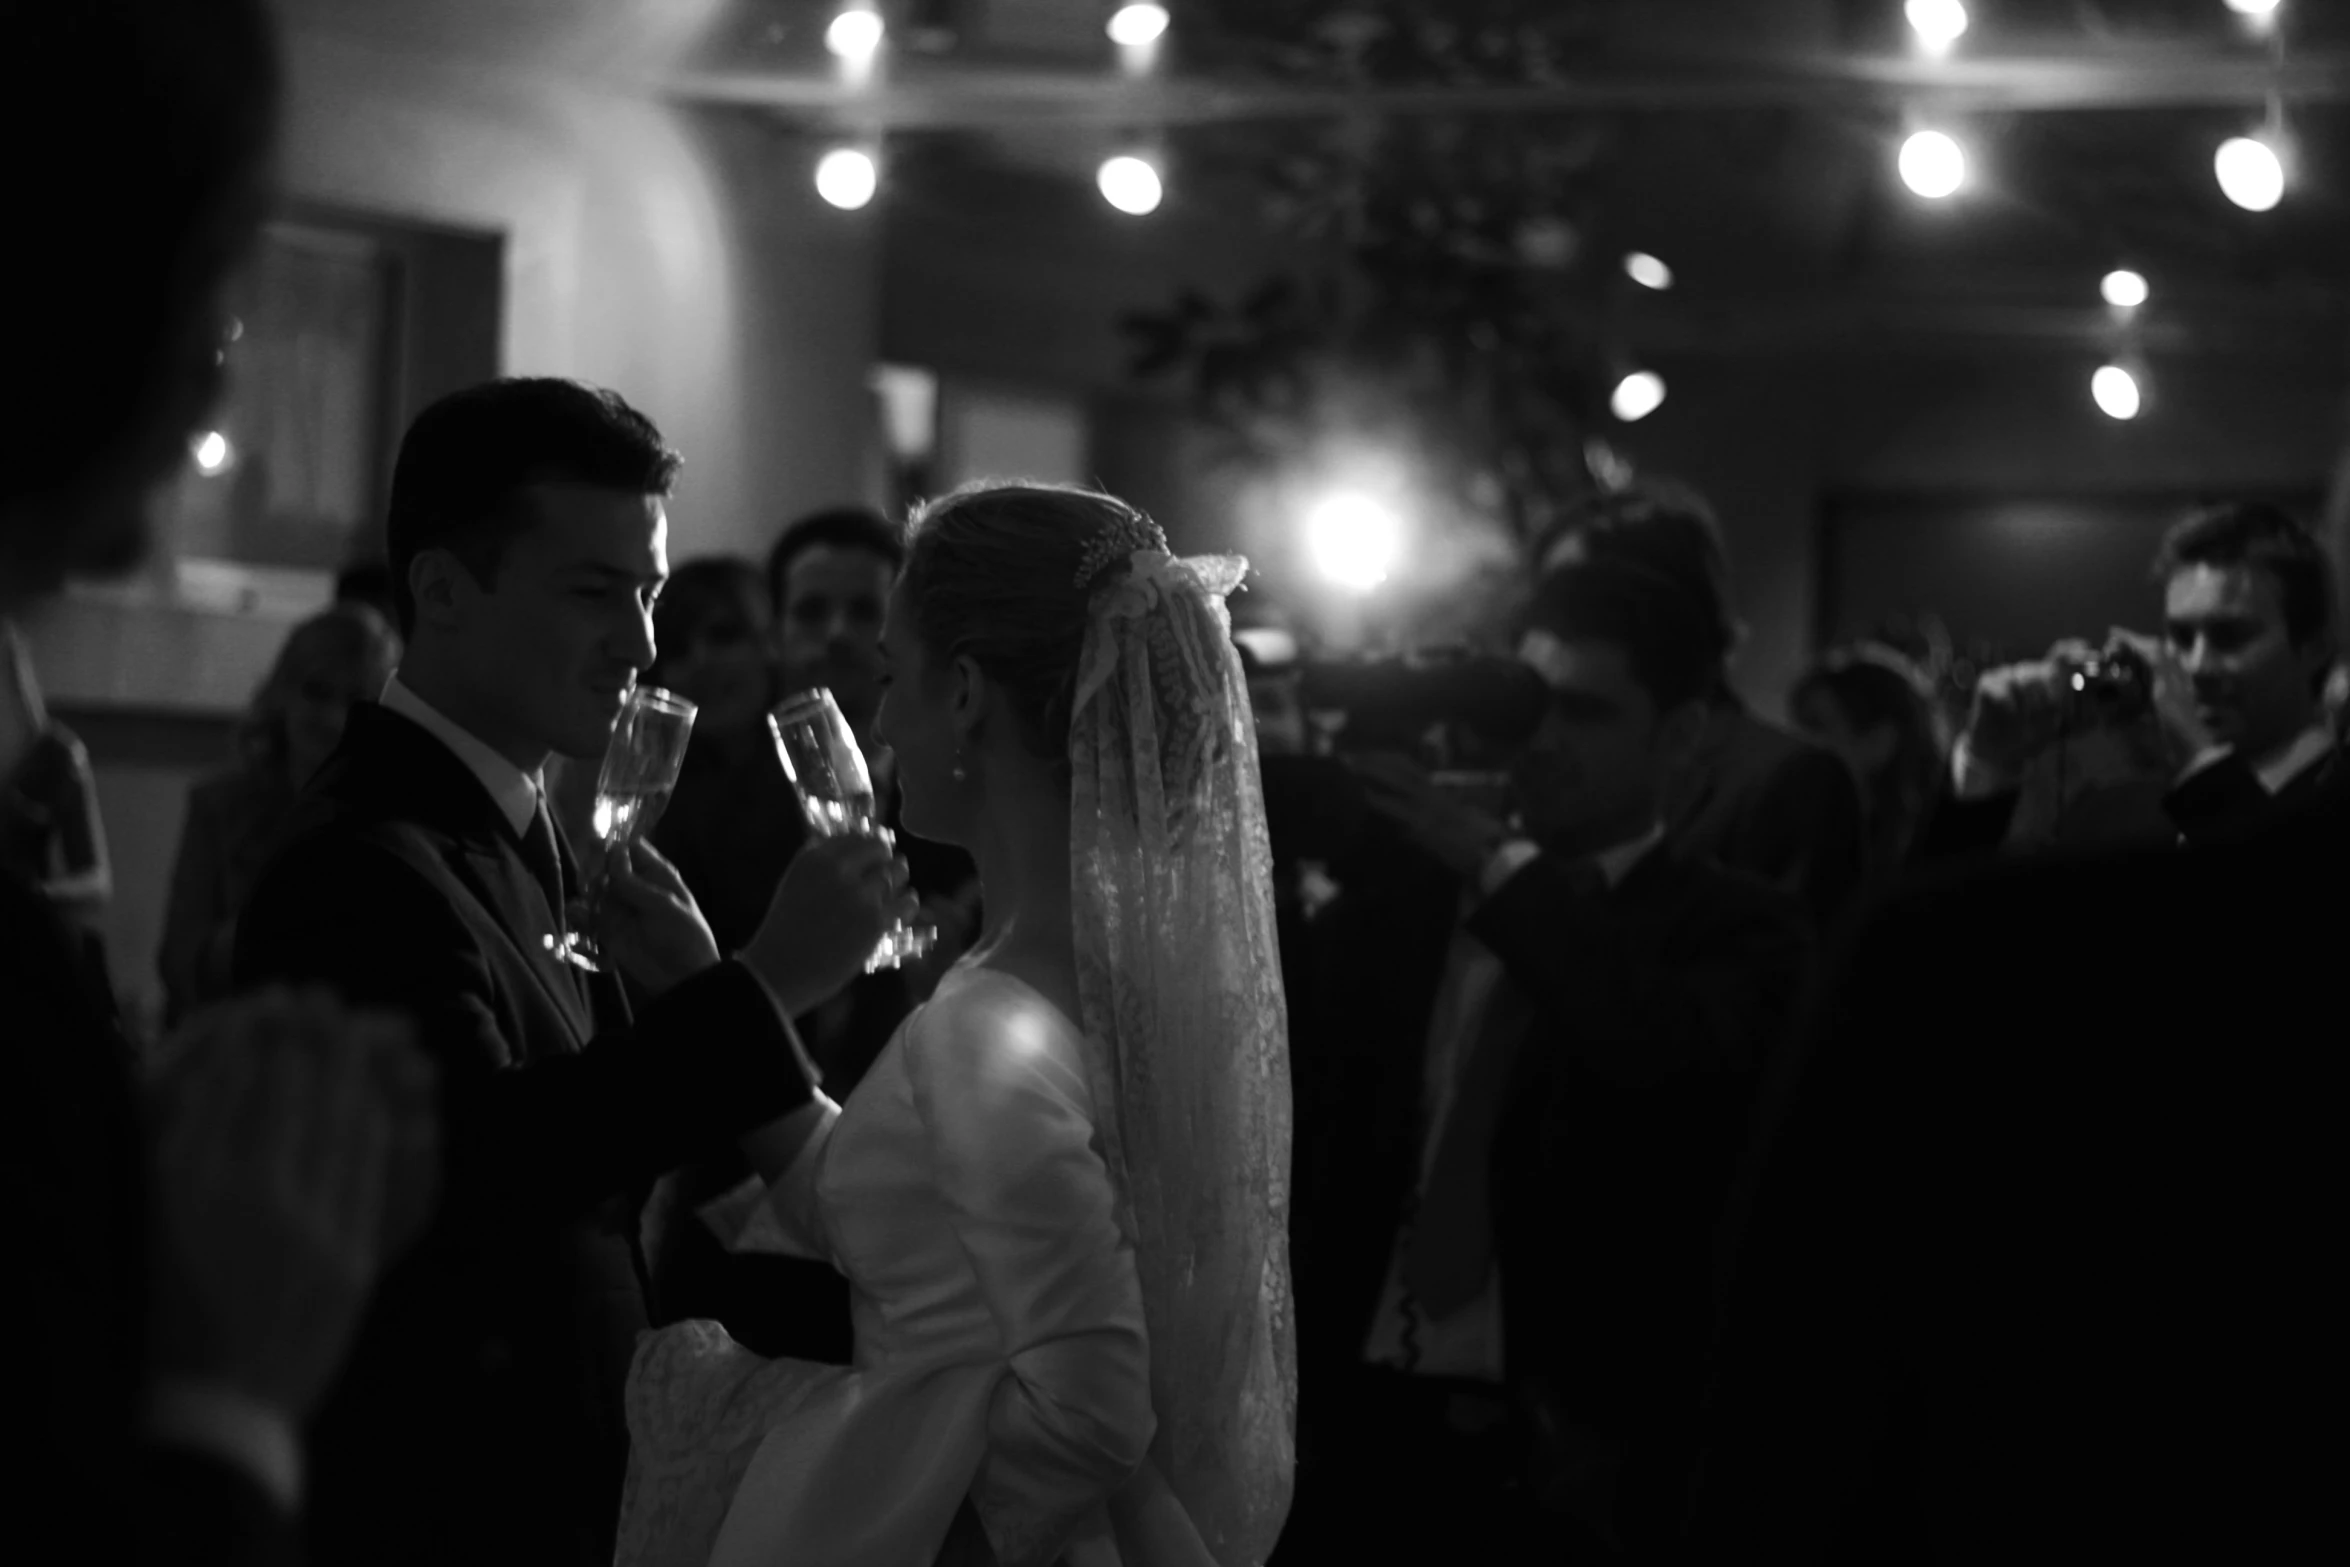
[769, 687, 935, 973]
[555, 684, 696, 972]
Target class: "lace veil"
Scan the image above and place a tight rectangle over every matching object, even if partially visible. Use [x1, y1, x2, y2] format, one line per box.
[1066, 540, 1297, 1566]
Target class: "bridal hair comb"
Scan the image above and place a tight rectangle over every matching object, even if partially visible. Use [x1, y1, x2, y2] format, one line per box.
[1073, 509, 1170, 591]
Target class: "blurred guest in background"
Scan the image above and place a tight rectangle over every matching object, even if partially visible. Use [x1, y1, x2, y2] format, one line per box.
[1945, 502, 2340, 852]
[1538, 483, 1866, 930]
[4, 3, 439, 1563]
[1287, 557, 1812, 1565]
[768, 504, 900, 747]
[159, 602, 398, 1026]
[1, 620, 115, 1007]
[1790, 643, 1950, 889]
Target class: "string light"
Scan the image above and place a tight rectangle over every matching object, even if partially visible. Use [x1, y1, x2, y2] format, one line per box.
[814, 147, 879, 210]
[2215, 135, 2285, 211]
[1107, 4, 1172, 47]
[1899, 129, 1968, 198]
[825, 6, 884, 61]
[1905, 0, 1970, 54]
[1610, 370, 1667, 422]
[2101, 269, 2149, 309]
[2092, 365, 2142, 421]
[1098, 154, 1164, 214]
[1623, 252, 1674, 290]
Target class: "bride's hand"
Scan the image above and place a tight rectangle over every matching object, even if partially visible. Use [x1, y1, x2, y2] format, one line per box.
[596, 840, 723, 995]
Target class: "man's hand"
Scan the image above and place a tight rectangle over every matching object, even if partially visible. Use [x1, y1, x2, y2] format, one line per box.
[147, 987, 439, 1419]
[1960, 642, 2094, 783]
[594, 839, 722, 995]
[741, 834, 917, 1017]
[900, 880, 982, 1003]
[2104, 625, 2215, 774]
[1347, 752, 1509, 881]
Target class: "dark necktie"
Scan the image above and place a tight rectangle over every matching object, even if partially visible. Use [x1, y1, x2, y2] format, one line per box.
[1403, 856, 1607, 1319]
[518, 802, 571, 934]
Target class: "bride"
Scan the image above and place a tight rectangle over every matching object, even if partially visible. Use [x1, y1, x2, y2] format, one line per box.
[616, 482, 1296, 1567]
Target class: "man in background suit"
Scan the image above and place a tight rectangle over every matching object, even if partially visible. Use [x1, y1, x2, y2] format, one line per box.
[4, 3, 435, 1563]
[236, 379, 912, 1566]
[1685, 462, 2350, 1564]
[1539, 485, 1866, 932]
[1288, 559, 1812, 1563]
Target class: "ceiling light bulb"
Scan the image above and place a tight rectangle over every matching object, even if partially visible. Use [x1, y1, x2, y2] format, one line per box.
[814, 147, 878, 210]
[1107, 4, 1172, 47]
[2101, 269, 2149, 309]
[2215, 136, 2285, 212]
[1905, 0, 1970, 51]
[1305, 493, 1402, 592]
[2092, 365, 2142, 421]
[2222, 0, 2281, 16]
[191, 430, 232, 475]
[1610, 371, 1667, 423]
[825, 7, 885, 61]
[1899, 130, 1968, 198]
[1097, 154, 1163, 215]
[1624, 252, 1673, 290]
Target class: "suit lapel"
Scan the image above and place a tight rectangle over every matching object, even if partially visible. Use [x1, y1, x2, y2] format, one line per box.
[324, 706, 598, 1050]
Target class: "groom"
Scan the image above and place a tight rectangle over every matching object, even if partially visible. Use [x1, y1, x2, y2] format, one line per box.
[236, 378, 907, 1566]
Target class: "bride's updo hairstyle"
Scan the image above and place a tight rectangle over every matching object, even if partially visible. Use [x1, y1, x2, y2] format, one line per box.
[899, 479, 1170, 766]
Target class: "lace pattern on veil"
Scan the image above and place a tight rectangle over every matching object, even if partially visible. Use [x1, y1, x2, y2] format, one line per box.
[1067, 549, 1298, 1567]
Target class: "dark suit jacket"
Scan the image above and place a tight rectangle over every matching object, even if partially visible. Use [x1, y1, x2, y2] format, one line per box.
[3, 870, 299, 1567]
[1664, 698, 1866, 931]
[1289, 830, 1811, 1429]
[1686, 766, 2350, 1564]
[159, 764, 300, 1027]
[1472, 849, 1814, 1441]
[233, 704, 815, 1567]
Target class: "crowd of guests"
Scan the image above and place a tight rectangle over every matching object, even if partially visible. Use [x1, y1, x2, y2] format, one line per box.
[11, 3, 2348, 1565]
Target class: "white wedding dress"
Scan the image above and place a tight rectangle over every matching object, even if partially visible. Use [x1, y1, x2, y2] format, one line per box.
[616, 963, 1219, 1567]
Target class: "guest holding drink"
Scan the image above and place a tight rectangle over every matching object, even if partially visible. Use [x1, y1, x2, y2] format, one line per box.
[159, 602, 398, 1026]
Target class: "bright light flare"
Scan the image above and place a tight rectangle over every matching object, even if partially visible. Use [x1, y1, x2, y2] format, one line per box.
[825, 7, 884, 60]
[2222, 0, 2282, 16]
[2215, 136, 2285, 212]
[2092, 365, 2142, 421]
[1097, 154, 1163, 215]
[191, 431, 232, 475]
[1905, 0, 1969, 52]
[1107, 4, 1171, 46]
[1624, 252, 1673, 290]
[1899, 130, 1968, 198]
[1305, 493, 1402, 592]
[2101, 269, 2149, 309]
[1610, 370, 1667, 423]
[814, 148, 878, 210]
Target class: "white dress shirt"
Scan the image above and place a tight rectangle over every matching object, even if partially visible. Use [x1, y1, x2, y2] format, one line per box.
[378, 675, 543, 837]
[1360, 824, 1664, 1382]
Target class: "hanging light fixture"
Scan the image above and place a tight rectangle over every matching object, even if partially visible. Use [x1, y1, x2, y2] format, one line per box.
[1098, 153, 1164, 215]
[1610, 371, 1667, 423]
[1623, 252, 1674, 291]
[815, 147, 879, 210]
[1905, 0, 1970, 54]
[1107, 4, 1172, 46]
[2101, 269, 2149, 310]
[825, 5, 885, 61]
[2215, 135, 2286, 211]
[1899, 130, 1968, 199]
[2092, 365, 2143, 421]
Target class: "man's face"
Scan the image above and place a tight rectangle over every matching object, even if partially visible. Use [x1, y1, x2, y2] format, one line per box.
[444, 483, 666, 762]
[2162, 562, 2323, 758]
[776, 543, 894, 736]
[1509, 632, 1671, 847]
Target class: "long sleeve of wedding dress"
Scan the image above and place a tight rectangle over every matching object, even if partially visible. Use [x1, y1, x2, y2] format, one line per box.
[616, 967, 1171, 1567]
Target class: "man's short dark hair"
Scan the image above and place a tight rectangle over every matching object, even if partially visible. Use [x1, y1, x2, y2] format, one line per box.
[2153, 502, 2335, 650]
[1522, 557, 1717, 713]
[1532, 481, 1739, 679]
[765, 506, 906, 614]
[384, 378, 681, 634]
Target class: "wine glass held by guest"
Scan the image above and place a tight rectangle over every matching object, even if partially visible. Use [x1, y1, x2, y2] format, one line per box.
[158, 603, 399, 1025]
[616, 482, 1296, 1567]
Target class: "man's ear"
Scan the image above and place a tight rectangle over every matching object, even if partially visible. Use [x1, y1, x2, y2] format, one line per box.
[407, 548, 468, 632]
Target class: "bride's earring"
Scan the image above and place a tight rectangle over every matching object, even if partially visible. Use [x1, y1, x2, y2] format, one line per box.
[951, 749, 968, 784]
